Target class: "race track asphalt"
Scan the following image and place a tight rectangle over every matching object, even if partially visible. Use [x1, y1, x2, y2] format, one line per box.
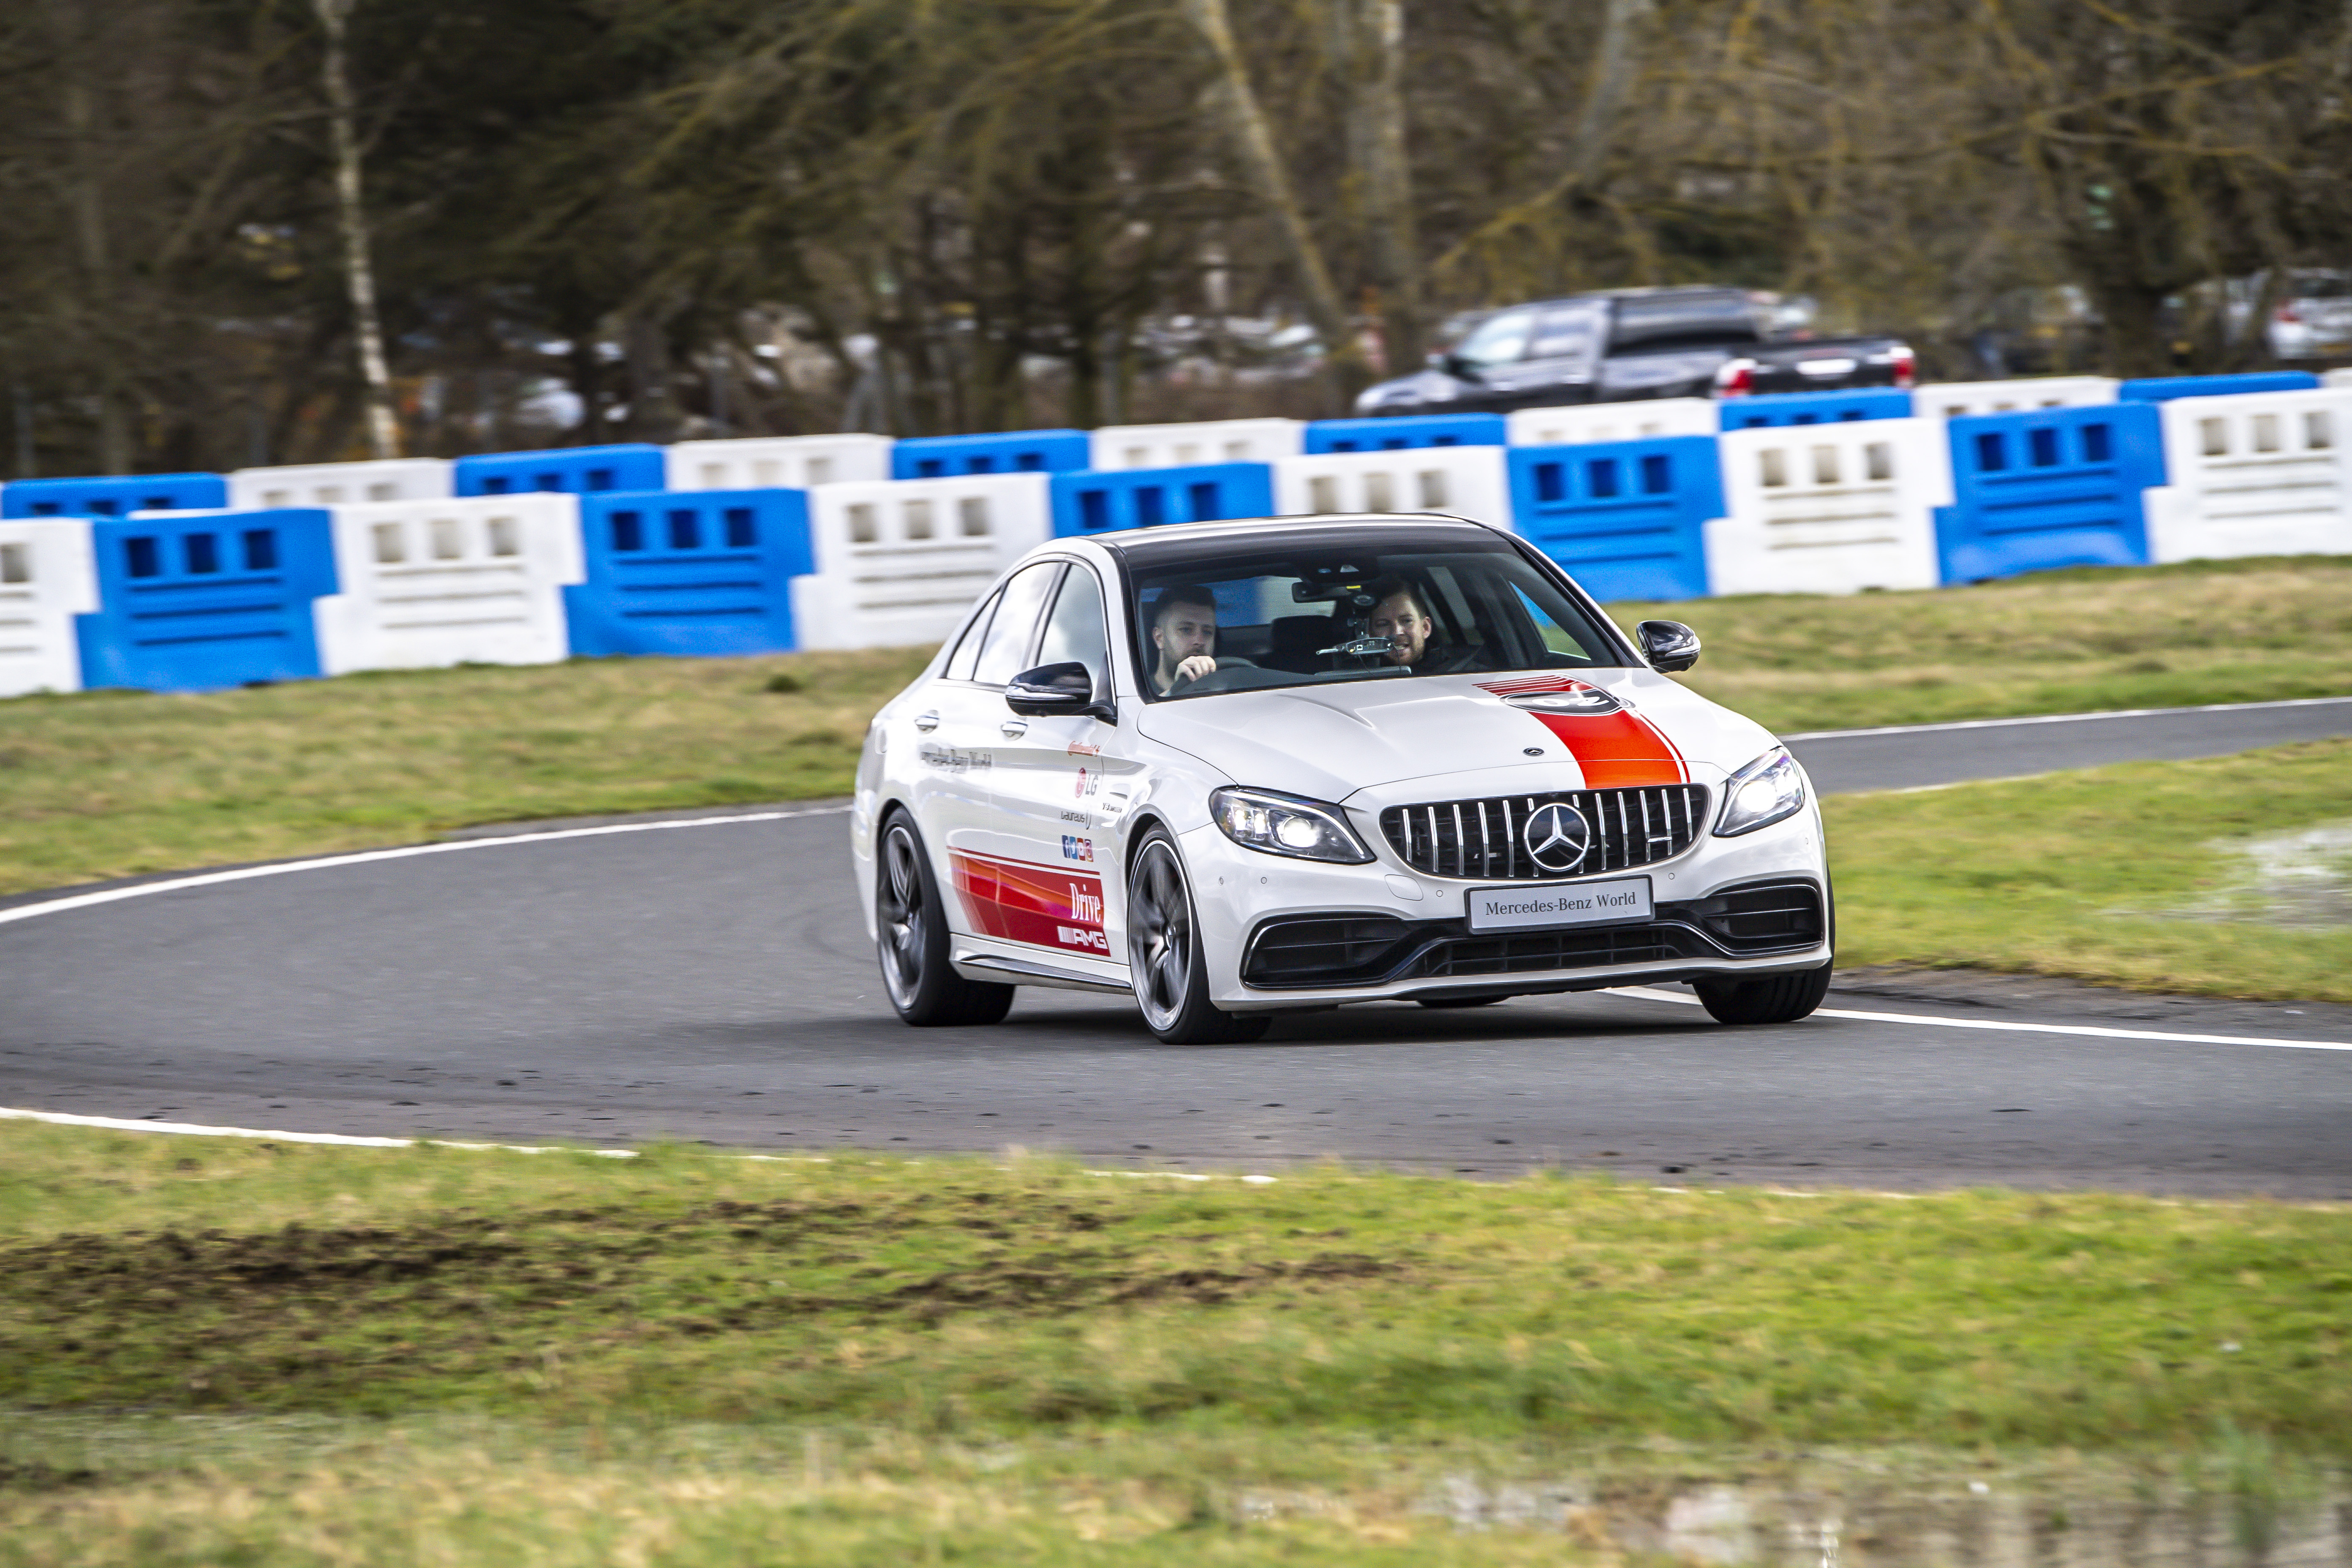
[3, 699, 2348, 1197]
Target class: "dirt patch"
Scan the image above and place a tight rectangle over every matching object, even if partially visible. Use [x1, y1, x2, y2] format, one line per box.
[0, 1192, 1407, 1410]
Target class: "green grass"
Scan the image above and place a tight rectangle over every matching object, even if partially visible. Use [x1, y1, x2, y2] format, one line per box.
[0, 1125, 2347, 1561]
[1630, 554, 2352, 733]
[1828, 738, 2352, 1002]
[0, 648, 930, 898]
[3, 556, 2345, 900]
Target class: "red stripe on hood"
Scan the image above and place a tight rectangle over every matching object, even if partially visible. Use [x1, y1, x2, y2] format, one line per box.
[1527, 709, 1689, 787]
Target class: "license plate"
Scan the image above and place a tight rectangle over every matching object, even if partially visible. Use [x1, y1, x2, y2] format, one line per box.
[1466, 876, 1653, 933]
[1796, 357, 1858, 376]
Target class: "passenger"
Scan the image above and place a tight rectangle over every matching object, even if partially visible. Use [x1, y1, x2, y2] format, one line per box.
[1364, 578, 1480, 675]
[1147, 583, 1222, 694]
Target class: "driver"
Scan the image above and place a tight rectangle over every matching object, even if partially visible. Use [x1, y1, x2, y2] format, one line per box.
[1364, 578, 1478, 675]
[1147, 583, 1222, 694]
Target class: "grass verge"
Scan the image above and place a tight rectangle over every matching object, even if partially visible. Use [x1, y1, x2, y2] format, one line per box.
[0, 1126, 2346, 1561]
[1827, 738, 2352, 1002]
[2, 556, 2346, 899]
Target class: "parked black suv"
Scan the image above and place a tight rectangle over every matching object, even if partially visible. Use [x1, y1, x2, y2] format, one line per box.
[1356, 287, 1914, 416]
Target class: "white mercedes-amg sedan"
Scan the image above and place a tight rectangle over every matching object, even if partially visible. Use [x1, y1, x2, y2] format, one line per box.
[849, 515, 1831, 1043]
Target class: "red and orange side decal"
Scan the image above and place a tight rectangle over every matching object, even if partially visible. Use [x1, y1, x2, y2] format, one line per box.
[1476, 675, 1688, 788]
[950, 851, 1110, 956]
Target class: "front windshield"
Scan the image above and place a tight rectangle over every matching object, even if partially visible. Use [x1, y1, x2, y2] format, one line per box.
[1126, 531, 1630, 700]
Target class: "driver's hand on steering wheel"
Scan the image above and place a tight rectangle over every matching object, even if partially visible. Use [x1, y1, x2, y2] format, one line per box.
[1171, 654, 1218, 687]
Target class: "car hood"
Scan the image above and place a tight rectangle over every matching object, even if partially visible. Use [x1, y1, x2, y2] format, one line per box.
[1134, 668, 1780, 801]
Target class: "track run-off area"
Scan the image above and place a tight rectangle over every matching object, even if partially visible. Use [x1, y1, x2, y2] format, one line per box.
[5, 695, 2350, 1198]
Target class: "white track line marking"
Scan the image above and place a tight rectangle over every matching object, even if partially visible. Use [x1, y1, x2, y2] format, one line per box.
[0, 804, 853, 929]
[0, 1105, 1279, 1182]
[1781, 694, 2352, 742]
[1606, 985, 2352, 1052]
[0, 1104, 633, 1154]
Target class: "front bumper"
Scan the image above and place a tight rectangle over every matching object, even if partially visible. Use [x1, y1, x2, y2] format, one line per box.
[1174, 798, 1829, 1010]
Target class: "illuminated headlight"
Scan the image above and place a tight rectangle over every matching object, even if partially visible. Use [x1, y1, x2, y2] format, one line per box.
[1210, 787, 1374, 864]
[1714, 747, 1807, 837]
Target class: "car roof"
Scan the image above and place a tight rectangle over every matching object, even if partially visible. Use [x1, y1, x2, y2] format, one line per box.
[1086, 513, 1508, 563]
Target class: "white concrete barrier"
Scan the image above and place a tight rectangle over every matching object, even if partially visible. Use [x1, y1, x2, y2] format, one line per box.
[2325, 368, 2352, 391]
[312, 493, 585, 673]
[1706, 418, 1947, 593]
[1089, 419, 1304, 470]
[1914, 377, 2118, 420]
[1505, 398, 1717, 446]
[228, 458, 453, 511]
[665, 433, 893, 491]
[2143, 387, 2352, 562]
[1272, 445, 1511, 527]
[791, 473, 1052, 651]
[0, 517, 98, 696]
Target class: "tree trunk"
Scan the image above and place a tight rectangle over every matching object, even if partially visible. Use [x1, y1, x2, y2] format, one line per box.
[623, 308, 678, 441]
[1330, 0, 1424, 375]
[2090, 280, 2172, 378]
[1568, 0, 1651, 185]
[1179, 0, 1367, 400]
[315, 0, 400, 460]
[45, 0, 130, 474]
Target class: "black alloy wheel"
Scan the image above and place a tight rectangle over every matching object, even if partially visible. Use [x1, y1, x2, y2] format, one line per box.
[1126, 827, 1270, 1045]
[875, 814, 1014, 1026]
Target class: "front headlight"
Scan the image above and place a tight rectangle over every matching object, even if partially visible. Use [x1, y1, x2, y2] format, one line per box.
[1210, 787, 1374, 864]
[1714, 747, 1807, 837]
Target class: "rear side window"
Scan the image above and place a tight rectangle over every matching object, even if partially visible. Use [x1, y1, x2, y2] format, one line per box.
[943, 588, 1002, 681]
[971, 562, 1063, 686]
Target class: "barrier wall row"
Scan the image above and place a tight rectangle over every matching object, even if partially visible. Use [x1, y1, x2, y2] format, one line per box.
[12, 373, 2352, 687]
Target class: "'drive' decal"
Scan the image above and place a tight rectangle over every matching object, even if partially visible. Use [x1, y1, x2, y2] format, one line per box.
[1476, 675, 1688, 788]
[951, 850, 1108, 954]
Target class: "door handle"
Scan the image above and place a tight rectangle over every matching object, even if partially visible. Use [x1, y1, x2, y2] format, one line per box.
[999, 719, 1029, 738]
[913, 711, 940, 732]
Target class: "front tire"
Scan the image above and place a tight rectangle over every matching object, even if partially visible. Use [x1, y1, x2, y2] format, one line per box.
[1693, 964, 1832, 1025]
[1126, 827, 1269, 1044]
[875, 813, 1014, 1027]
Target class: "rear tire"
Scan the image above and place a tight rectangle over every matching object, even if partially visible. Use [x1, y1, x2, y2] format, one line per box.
[1126, 827, 1270, 1045]
[1693, 964, 1832, 1025]
[875, 813, 1014, 1027]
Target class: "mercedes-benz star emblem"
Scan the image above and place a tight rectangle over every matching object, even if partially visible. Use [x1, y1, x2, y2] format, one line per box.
[1522, 802, 1591, 874]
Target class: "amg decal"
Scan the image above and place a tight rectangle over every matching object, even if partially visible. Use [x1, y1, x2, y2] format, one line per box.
[917, 743, 993, 773]
[949, 850, 1109, 955]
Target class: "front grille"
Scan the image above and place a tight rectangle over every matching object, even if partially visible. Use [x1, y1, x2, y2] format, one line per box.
[1239, 880, 1826, 991]
[1378, 784, 1710, 881]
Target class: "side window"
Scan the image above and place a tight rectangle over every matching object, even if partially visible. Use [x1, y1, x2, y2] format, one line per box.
[970, 562, 1062, 686]
[943, 588, 1002, 682]
[1529, 306, 1602, 364]
[1035, 566, 1111, 694]
[1452, 308, 1538, 371]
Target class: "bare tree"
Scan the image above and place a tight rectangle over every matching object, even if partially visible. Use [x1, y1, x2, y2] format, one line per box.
[314, 0, 398, 459]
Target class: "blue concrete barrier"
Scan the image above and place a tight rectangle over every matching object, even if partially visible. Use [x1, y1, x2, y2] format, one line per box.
[1049, 463, 1274, 537]
[2, 472, 226, 519]
[1505, 436, 1720, 603]
[565, 489, 814, 657]
[453, 443, 667, 498]
[890, 429, 1090, 480]
[2117, 371, 2322, 403]
[1933, 403, 2167, 582]
[1716, 388, 1912, 431]
[74, 508, 338, 691]
[1302, 414, 1507, 454]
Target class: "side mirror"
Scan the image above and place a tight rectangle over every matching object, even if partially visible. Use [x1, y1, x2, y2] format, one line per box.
[1005, 661, 1114, 721]
[1636, 619, 1701, 673]
[1440, 351, 1475, 380]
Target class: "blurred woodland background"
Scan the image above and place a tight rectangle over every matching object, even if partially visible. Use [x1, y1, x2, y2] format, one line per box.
[4, 0, 2350, 477]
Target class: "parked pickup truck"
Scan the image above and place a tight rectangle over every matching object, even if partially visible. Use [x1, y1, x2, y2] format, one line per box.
[1354, 286, 1915, 416]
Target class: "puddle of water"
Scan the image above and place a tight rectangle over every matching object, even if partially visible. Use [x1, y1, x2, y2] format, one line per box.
[2145, 819, 2352, 930]
[1412, 1462, 2350, 1566]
